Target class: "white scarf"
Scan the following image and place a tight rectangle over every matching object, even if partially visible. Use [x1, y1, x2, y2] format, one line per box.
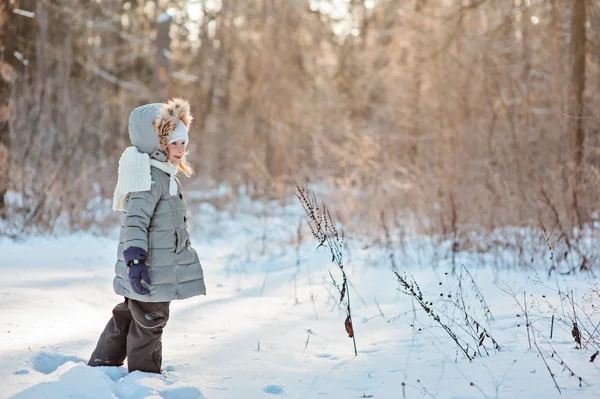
[112, 146, 179, 212]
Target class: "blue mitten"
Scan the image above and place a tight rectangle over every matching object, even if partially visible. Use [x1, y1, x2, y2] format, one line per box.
[123, 247, 151, 295]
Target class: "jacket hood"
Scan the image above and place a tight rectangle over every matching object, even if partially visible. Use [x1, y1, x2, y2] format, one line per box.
[128, 98, 193, 155]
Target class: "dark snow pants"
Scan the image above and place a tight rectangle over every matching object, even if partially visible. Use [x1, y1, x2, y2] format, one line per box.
[88, 298, 170, 373]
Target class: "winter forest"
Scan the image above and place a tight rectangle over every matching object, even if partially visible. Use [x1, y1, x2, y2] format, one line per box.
[1, 0, 600, 398]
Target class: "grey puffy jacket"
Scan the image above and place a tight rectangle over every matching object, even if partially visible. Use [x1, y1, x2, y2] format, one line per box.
[112, 98, 206, 302]
[113, 166, 206, 302]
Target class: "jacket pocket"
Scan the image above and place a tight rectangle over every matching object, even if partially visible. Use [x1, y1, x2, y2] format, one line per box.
[174, 227, 190, 254]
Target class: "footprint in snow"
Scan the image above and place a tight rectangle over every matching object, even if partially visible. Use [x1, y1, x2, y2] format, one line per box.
[11, 363, 117, 399]
[161, 386, 206, 399]
[315, 354, 338, 360]
[30, 351, 86, 375]
[116, 371, 205, 399]
[264, 385, 285, 395]
[14, 361, 205, 399]
[99, 366, 128, 381]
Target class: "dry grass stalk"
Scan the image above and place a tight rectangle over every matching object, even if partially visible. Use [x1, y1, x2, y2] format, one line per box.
[295, 183, 357, 355]
[394, 264, 500, 361]
[504, 286, 589, 393]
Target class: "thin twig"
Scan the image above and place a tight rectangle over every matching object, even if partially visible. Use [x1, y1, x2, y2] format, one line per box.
[533, 340, 562, 394]
[303, 335, 310, 353]
[375, 298, 386, 320]
[524, 291, 532, 349]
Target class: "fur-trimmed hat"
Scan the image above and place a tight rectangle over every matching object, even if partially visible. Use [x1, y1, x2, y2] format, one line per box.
[153, 98, 193, 151]
[128, 98, 193, 155]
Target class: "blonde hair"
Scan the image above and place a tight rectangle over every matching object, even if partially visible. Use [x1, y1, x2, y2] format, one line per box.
[178, 153, 194, 177]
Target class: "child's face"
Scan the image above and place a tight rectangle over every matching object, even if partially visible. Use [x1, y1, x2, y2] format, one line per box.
[168, 140, 186, 167]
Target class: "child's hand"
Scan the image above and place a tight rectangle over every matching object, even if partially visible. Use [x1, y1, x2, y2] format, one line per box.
[124, 246, 152, 295]
[129, 262, 151, 295]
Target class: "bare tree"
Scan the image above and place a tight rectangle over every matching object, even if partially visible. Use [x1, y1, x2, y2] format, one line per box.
[0, 0, 16, 217]
[2, 0, 599, 242]
[570, 0, 587, 174]
[155, 8, 171, 101]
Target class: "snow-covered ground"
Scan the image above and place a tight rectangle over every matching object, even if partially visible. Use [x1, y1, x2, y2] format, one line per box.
[1, 197, 599, 399]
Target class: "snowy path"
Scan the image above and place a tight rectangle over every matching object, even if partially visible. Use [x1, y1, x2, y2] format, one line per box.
[1, 203, 599, 398]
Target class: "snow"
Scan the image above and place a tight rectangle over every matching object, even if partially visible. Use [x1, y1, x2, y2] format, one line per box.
[157, 9, 174, 23]
[13, 51, 29, 66]
[12, 9, 36, 19]
[0, 196, 599, 398]
[157, 12, 171, 23]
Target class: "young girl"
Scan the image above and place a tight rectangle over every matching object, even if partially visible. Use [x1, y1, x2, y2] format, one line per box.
[88, 98, 206, 374]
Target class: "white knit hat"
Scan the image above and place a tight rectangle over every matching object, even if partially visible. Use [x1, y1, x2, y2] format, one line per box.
[169, 119, 189, 146]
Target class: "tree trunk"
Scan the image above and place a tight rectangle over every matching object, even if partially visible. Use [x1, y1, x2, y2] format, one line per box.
[0, 0, 17, 217]
[551, 0, 562, 104]
[408, 0, 425, 164]
[570, 0, 586, 173]
[100, 0, 124, 159]
[155, 12, 171, 101]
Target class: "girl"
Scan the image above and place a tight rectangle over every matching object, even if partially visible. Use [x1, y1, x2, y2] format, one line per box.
[88, 98, 206, 374]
